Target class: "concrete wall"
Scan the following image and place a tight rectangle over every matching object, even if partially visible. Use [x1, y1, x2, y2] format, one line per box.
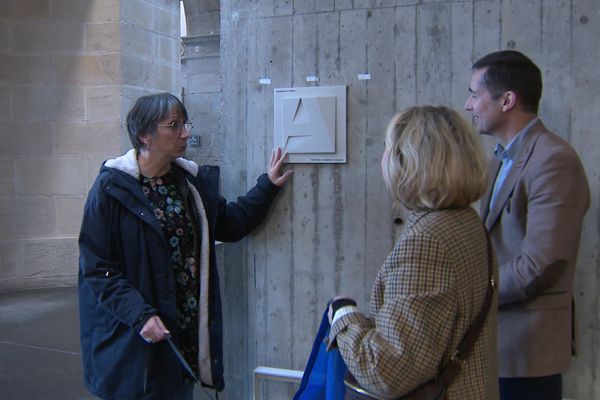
[218, 1, 600, 399]
[184, 0, 220, 36]
[0, 0, 180, 292]
[181, 34, 222, 165]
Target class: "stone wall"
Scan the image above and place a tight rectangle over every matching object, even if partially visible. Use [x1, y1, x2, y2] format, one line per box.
[0, 0, 180, 292]
[120, 0, 182, 130]
[0, 1, 120, 291]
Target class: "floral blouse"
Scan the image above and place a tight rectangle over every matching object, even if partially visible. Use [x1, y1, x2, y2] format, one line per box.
[141, 170, 199, 383]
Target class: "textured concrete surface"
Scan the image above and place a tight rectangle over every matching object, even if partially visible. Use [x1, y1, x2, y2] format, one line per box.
[219, 1, 600, 399]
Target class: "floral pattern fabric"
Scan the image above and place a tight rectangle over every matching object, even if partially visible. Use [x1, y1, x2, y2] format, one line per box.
[142, 170, 199, 383]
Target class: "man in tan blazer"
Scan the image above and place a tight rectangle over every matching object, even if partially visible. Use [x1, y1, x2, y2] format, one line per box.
[465, 50, 590, 400]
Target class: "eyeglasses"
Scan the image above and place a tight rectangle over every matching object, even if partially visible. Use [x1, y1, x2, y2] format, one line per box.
[157, 120, 193, 134]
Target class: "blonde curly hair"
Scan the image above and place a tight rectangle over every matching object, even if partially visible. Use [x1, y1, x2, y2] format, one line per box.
[381, 106, 487, 210]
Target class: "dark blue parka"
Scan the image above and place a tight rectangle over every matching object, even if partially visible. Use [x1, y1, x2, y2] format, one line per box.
[78, 150, 280, 399]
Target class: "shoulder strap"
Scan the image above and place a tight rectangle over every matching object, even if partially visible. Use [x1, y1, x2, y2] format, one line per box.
[437, 228, 495, 388]
[343, 228, 496, 400]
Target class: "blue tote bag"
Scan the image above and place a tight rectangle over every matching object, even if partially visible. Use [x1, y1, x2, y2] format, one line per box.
[293, 307, 347, 400]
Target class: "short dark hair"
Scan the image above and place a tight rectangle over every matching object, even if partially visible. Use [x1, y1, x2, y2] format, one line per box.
[126, 93, 188, 150]
[472, 50, 542, 113]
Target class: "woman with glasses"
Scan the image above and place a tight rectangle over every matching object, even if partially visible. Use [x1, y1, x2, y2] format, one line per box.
[78, 92, 292, 399]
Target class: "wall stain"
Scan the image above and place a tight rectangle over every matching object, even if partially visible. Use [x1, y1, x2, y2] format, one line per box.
[311, 166, 320, 320]
[334, 165, 343, 294]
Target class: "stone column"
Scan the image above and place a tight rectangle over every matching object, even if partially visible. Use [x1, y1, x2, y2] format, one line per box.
[0, 0, 181, 291]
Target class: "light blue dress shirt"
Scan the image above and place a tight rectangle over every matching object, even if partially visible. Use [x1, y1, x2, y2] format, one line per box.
[489, 118, 538, 211]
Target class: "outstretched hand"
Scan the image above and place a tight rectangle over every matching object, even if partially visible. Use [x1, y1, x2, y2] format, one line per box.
[268, 147, 293, 187]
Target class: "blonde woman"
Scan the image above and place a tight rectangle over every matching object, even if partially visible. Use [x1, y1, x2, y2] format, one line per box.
[328, 106, 499, 399]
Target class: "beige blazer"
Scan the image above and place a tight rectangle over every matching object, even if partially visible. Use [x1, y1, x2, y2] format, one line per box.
[331, 208, 499, 400]
[480, 120, 590, 377]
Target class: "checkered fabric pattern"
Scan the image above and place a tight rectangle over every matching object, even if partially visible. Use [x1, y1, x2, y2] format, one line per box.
[330, 208, 499, 399]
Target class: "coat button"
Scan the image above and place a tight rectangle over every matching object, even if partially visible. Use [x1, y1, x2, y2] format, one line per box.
[140, 211, 144, 216]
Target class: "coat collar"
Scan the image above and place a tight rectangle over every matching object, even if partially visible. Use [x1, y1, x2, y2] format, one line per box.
[482, 120, 546, 230]
[402, 209, 437, 232]
[103, 149, 200, 179]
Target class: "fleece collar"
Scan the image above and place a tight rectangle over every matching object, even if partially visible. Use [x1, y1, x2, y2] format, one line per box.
[104, 148, 214, 386]
[104, 149, 200, 178]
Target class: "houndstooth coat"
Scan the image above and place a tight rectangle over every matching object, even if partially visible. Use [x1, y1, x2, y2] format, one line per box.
[330, 208, 499, 399]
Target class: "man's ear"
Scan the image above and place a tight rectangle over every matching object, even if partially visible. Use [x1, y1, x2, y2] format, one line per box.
[501, 91, 518, 112]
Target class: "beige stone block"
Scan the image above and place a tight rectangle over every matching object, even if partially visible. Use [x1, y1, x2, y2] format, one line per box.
[122, 1, 153, 30]
[120, 85, 157, 122]
[122, 85, 156, 105]
[0, 0, 50, 21]
[53, 121, 121, 157]
[0, 54, 54, 85]
[0, 197, 56, 240]
[13, 86, 85, 122]
[86, 86, 121, 121]
[0, 241, 20, 280]
[0, 87, 10, 121]
[152, 5, 178, 37]
[86, 157, 107, 190]
[21, 238, 78, 278]
[122, 24, 155, 57]
[86, 23, 121, 53]
[156, 35, 179, 64]
[0, 122, 53, 157]
[51, 0, 119, 23]
[0, 159, 15, 196]
[53, 53, 120, 85]
[12, 22, 84, 54]
[56, 196, 85, 235]
[121, 87, 151, 132]
[154, 63, 179, 93]
[121, 54, 152, 88]
[15, 158, 87, 196]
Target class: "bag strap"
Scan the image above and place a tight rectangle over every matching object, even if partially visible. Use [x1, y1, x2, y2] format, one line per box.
[436, 229, 495, 389]
[344, 228, 495, 400]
